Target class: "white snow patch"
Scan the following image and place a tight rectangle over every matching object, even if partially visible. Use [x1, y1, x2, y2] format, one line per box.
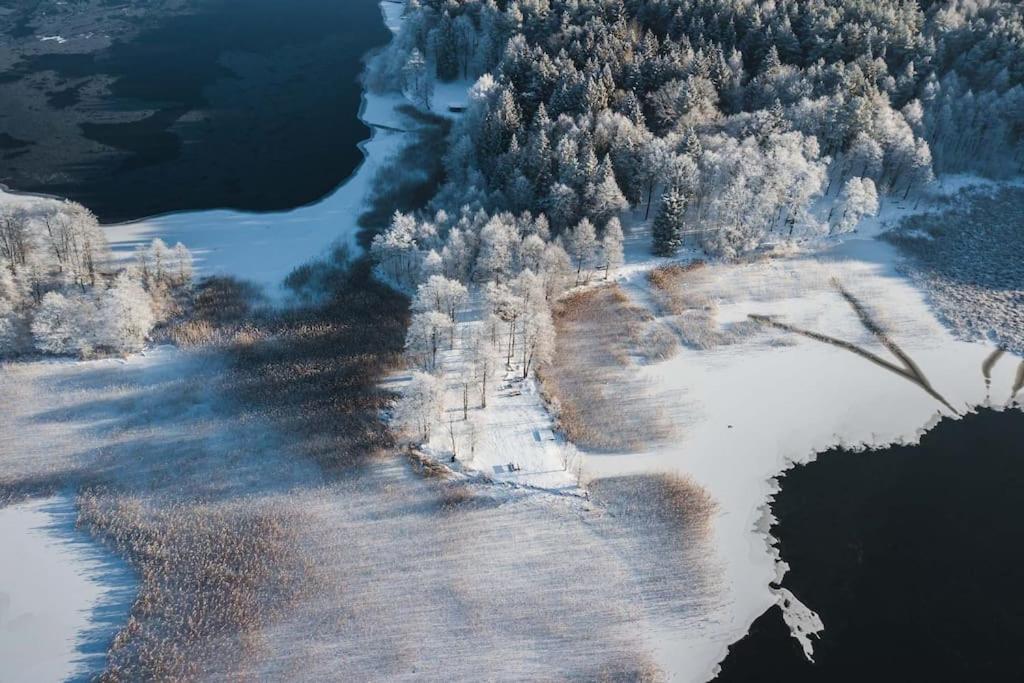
[0, 496, 135, 682]
[393, 294, 583, 493]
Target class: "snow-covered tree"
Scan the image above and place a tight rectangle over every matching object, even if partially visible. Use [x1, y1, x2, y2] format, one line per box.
[372, 212, 421, 287]
[563, 218, 598, 285]
[403, 48, 433, 109]
[31, 291, 96, 356]
[406, 310, 453, 371]
[484, 280, 521, 365]
[0, 208, 33, 273]
[172, 242, 194, 287]
[519, 285, 555, 378]
[539, 241, 572, 300]
[412, 275, 469, 323]
[600, 217, 625, 278]
[834, 177, 879, 234]
[393, 370, 444, 443]
[476, 215, 518, 282]
[96, 273, 156, 354]
[587, 157, 629, 225]
[652, 187, 687, 256]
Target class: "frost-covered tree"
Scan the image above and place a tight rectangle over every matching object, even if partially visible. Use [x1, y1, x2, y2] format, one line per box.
[0, 208, 33, 273]
[0, 265, 21, 353]
[587, 156, 629, 225]
[38, 202, 108, 289]
[518, 275, 555, 378]
[96, 273, 156, 354]
[172, 243, 194, 287]
[476, 215, 518, 282]
[563, 218, 598, 285]
[835, 177, 879, 234]
[486, 280, 525, 366]
[403, 48, 433, 109]
[31, 291, 96, 356]
[372, 212, 421, 287]
[412, 274, 468, 323]
[652, 188, 687, 256]
[540, 241, 573, 301]
[406, 310, 453, 370]
[393, 370, 444, 443]
[600, 217, 625, 278]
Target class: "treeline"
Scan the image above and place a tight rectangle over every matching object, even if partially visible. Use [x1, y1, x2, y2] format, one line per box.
[369, 0, 1021, 260]
[0, 201, 193, 357]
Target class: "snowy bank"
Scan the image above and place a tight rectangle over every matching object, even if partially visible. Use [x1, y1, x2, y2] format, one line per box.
[0, 496, 135, 681]
[0, 1, 416, 299]
[588, 227, 1023, 680]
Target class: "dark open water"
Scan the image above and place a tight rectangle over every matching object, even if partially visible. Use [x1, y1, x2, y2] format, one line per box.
[0, 0, 389, 222]
[716, 408, 1024, 682]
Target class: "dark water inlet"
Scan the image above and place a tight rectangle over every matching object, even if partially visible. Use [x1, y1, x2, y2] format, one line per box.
[715, 407, 1024, 682]
[0, 0, 390, 222]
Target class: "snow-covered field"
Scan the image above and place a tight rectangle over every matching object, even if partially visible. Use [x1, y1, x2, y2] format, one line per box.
[398, 176, 1023, 680]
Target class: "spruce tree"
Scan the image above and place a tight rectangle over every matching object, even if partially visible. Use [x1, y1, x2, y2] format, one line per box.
[652, 187, 687, 256]
[433, 13, 459, 81]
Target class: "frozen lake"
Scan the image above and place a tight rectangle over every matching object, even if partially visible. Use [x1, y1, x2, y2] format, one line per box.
[0, 496, 135, 682]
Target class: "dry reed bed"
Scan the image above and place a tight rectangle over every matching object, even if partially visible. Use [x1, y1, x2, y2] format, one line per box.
[542, 285, 677, 451]
[78, 490, 312, 680]
[648, 261, 763, 350]
[587, 473, 722, 621]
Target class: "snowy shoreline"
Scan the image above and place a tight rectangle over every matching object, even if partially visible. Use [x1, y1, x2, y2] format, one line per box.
[1, 1, 414, 299]
[3, 1, 1023, 680]
[598, 220, 1023, 680]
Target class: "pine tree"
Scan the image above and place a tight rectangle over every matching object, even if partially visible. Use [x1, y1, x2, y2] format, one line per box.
[433, 13, 459, 82]
[589, 156, 629, 225]
[652, 187, 687, 256]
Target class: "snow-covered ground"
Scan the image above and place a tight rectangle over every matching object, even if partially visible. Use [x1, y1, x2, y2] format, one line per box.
[583, 211, 1024, 680]
[404, 297, 582, 492]
[399, 175, 1023, 681]
[0, 496, 134, 682]
[3, 0, 1022, 677]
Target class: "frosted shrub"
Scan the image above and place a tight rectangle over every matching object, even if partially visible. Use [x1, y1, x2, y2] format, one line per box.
[31, 291, 98, 356]
[97, 273, 156, 354]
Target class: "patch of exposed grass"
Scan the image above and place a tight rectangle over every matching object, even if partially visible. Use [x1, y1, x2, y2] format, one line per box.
[541, 285, 677, 451]
[648, 262, 763, 350]
[78, 490, 312, 680]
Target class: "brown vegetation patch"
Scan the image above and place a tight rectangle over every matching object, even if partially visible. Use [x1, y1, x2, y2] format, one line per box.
[78, 489, 312, 680]
[216, 258, 409, 473]
[648, 261, 762, 349]
[590, 473, 717, 536]
[542, 285, 676, 451]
